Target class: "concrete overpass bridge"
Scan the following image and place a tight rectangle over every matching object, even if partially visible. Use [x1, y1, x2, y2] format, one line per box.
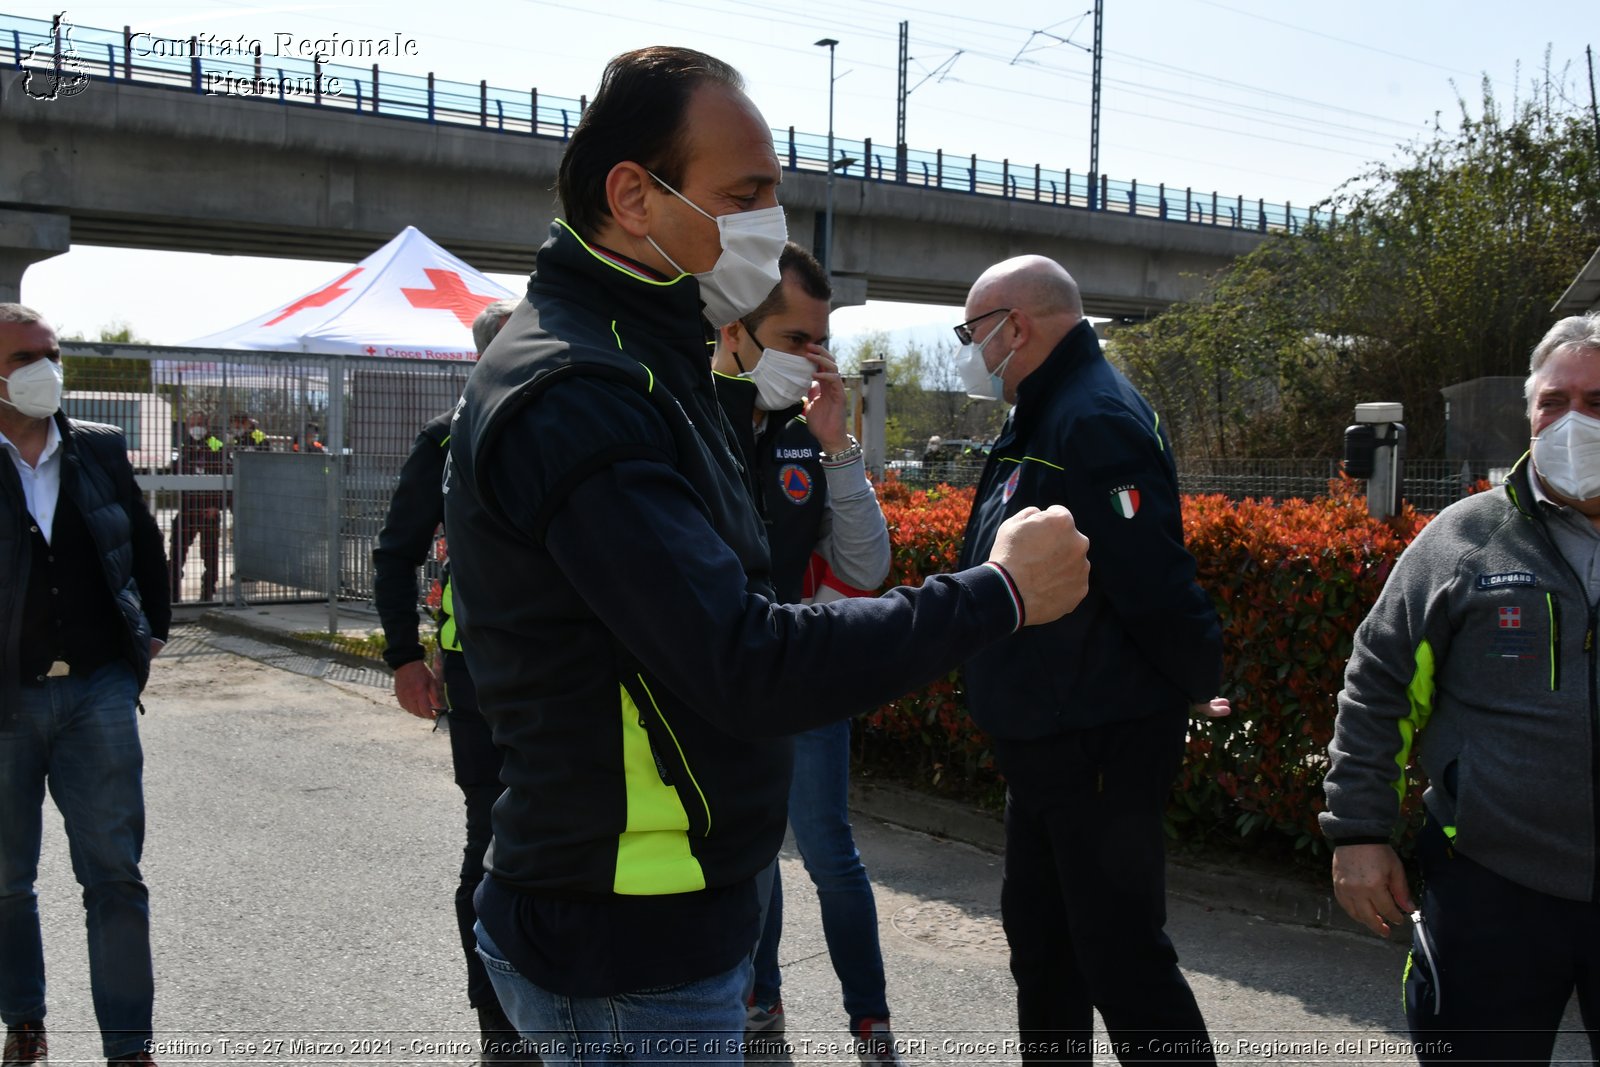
[0, 12, 1293, 317]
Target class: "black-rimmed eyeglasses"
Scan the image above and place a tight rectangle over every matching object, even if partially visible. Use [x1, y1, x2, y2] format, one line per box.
[954, 307, 1012, 346]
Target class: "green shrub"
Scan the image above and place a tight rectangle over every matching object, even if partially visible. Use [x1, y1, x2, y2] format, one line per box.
[857, 475, 1433, 853]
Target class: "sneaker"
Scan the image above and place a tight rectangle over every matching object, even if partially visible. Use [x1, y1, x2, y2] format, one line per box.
[2, 1021, 47, 1066]
[854, 1019, 906, 1066]
[745, 997, 785, 1034]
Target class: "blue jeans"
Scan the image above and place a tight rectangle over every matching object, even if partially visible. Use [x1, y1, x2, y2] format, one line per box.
[475, 922, 750, 1065]
[752, 718, 888, 1027]
[0, 662, 152, 1059]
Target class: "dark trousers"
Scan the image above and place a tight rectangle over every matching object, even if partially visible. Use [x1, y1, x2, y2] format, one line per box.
[1407, 817, 1600, 1064]
[441, 650, 507, 1012]
[992, 712, 1215, 1065]
[169, 507, 220, 601]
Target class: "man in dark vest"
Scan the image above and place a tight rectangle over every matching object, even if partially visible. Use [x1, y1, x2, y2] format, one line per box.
[0, 303, 171, 1067]
[443, 46, 1091, 1059]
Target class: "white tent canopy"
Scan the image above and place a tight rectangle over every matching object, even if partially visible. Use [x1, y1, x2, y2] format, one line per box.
[182, 225, 517, 360]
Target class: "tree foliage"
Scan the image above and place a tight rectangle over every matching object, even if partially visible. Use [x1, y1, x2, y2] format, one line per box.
[61, 321, 153, 392]
[1118, 69, 1600, 461]
[843, 332, 1008, 456]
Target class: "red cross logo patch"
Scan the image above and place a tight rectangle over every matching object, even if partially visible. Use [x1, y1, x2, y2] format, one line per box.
[1498, 606, 1521, 629]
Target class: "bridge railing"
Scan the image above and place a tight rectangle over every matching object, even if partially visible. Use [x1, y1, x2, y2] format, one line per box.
[4, 12, 1323, 234]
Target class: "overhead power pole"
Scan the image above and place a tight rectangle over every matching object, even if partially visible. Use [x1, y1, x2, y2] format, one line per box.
[1089, 0, 1103, 209]
[1587, 45, 1599, 161]
[815, 38, 840, 273]
[896, 21, 909, 183]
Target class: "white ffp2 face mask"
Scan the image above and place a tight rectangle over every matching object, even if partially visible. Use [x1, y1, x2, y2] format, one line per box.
[0, 357, 64, 419]
[1534, 410, 1600, 502]
[957, 317, 1014, 401]
[645, 172, 788, 328]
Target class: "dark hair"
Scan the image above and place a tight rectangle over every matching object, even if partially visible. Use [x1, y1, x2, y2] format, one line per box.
[558, 47, 744, 238]
[744, 243, 832, 332]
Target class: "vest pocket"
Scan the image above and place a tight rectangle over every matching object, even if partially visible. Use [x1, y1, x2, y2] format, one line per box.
[619, 674, 711, 837]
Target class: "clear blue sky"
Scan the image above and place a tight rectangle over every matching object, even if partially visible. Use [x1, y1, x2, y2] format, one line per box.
[16, 0, 1598, 350]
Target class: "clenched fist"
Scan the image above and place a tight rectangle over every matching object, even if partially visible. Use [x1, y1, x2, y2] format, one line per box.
[988, 505, 1090, 626]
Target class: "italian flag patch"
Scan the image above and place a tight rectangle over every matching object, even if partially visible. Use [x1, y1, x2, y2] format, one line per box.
[1110, 484, 1141, 518]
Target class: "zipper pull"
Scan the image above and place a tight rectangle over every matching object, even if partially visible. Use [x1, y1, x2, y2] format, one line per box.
[640, 717, 674, 785]
[1587, 629, 1594, 653]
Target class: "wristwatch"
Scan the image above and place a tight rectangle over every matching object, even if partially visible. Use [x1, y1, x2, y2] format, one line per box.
[819, 434, 863, 467]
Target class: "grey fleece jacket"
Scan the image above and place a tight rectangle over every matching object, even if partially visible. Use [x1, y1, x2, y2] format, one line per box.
[1321, 456, 1598, 902]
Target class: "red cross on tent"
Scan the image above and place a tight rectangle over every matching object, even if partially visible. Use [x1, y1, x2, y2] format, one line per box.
[183, 226, 516, 360]
[401, 268, 502, 328]
[263, 268, 364, 326]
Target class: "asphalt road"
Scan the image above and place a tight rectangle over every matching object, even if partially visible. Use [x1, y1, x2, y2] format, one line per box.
[26, 628, 1591, 1065]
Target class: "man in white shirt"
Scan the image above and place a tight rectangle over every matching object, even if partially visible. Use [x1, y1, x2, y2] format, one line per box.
[0, 303, 170, 1067]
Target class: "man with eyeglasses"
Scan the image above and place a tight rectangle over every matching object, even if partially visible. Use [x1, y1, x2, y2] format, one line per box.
[952, 256, 1228, 1065]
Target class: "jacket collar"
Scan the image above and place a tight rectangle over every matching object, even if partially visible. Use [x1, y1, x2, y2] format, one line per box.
[1509, 449, 1600, 527]
[1505, 451, 1538, 518]
[1012, 318, 1102, 434]
[710, 371, 803, 438]
[0, 412, 62, 466]
[713, 368, 758, 413]
[529, 220, 711, 344]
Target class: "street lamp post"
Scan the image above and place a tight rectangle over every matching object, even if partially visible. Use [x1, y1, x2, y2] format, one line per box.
[815, 37, 839, 275]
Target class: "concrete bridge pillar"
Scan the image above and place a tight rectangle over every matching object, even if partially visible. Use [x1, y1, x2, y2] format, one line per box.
[830, 274, 868, 310]
[0, 209, 69, 304]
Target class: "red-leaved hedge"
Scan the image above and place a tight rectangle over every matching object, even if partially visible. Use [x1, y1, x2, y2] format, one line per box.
[857, 475, 1433, 853]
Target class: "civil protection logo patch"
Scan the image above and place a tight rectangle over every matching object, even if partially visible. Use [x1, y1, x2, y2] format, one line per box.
[1001, 466, 1022, 504]
[779, 463, 814, 505]
[1110, 484, 1141, 518]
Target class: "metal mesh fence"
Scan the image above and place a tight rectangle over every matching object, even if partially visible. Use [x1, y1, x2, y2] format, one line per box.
[1175, 457, 1341, 502]
[886, 459, 989, 490]
[58, 341, 1500, 630]
[61, 343, 457, 618]
[1176, 457, 1489, 513]
[885, 454, 1490, 514]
